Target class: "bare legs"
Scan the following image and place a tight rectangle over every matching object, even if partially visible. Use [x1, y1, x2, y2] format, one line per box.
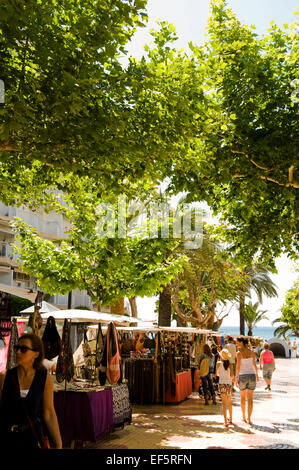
[240, 390, 254, 424]
[264, 377, 271, 389]
[221, 393, 233, 426]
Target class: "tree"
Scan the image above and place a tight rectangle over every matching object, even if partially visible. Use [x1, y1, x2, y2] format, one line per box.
[280, 279, 299, 332]
[238, 264, 278, 335]
[11, 180, 187, 309]
[167, 0, 299, 265]
[244, 301, 269, 337]
[0, 2, 206, 202]
[170, 230, 247, 329]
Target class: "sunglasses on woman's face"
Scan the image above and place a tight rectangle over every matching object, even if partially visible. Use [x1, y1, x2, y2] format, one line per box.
[14, 345, 37, 354]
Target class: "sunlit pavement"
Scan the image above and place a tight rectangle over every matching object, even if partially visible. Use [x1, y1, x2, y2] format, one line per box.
[84, 358, 299, 449]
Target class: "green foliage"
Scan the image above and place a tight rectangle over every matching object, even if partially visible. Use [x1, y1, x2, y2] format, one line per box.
[168, 0, 299, 266]
[280, 279, 299, 331]
[11, 183, 187, 306]
[244, 301, 269, 336]
[171, 228, 247, 328]
[11, 295, 32, 317]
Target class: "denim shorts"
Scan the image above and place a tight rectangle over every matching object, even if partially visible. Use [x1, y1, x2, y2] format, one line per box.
[263, 363, 274, 379]
[238, 374, 256, 391]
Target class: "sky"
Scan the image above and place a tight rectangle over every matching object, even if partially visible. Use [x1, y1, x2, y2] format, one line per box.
[124, 0, 298, 327]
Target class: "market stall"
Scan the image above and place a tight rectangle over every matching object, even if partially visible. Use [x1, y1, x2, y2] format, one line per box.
[91, 325, 213, 405]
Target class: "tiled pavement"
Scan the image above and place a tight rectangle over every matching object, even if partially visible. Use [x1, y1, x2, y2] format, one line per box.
[83, 358, 299, 450]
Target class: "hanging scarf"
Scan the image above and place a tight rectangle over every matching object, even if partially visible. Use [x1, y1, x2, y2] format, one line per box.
[6, 318, 18, 369]
[95, 323, 104, 367]
[42, 316, 61, 360]
[56, 319, 74, 383]
[98, 331, 108, 386]
[106, 322, 120, 384]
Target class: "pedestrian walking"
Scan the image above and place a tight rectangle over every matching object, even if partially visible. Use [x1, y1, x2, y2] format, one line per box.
[260, 343, 275, 391]
[199, 344, 217, 405]
[235, 337, 259, 425]
[0, 333, 62, 449]
[226, 337, 237, 391]
[214, 348, 235, 427]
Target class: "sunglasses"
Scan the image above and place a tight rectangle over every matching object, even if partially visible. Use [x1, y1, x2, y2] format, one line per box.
[14, 345, 38, 354]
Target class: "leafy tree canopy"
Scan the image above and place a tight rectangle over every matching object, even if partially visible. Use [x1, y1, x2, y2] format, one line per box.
[11, 179, 187, 306]
[167, 0, 299, 266]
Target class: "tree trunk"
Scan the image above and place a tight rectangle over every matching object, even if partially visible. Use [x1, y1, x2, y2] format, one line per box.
[247, 327, 253, 337]
[239, 294, 245, 335]
[158, 285, 172, 326]
[129, 297, 138, 318]
[176, 315, 186, 327]
[110, 298, 124, 315]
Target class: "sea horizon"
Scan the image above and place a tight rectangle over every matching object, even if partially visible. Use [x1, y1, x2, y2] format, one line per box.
[218, 325, 298, 346]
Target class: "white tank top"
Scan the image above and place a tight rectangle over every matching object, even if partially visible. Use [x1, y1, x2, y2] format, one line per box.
[239, 356, 255, 375]
[217, 362, 232, 384]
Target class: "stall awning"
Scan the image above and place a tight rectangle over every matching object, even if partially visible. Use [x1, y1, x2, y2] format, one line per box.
[20, 301, 60, 314]
[41, 309, 144, 325]
[0, 283, 37, 302]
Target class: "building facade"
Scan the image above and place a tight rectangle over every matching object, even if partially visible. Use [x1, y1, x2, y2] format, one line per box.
[0, 202, 92, 311]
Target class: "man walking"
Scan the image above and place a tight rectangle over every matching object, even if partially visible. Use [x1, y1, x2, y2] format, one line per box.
[226, 337, 237, 391]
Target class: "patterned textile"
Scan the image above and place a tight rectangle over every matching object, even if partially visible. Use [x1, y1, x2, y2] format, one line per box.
[111, 384, 132, 429]
[6, 318, 18, 369]
[56, 319, 75, 383]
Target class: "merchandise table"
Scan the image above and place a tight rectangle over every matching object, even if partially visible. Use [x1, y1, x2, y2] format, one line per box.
[54, 388, 114, 446]
[164, 369, 192, 404]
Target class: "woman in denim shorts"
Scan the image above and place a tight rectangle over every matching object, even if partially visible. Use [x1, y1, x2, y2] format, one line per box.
[235, 337, 259, 425]
[260, 343, 276, 391]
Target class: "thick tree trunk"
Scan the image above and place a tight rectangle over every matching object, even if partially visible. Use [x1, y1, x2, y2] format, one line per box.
[110, 298, 124, 315]
[129, 297, 138, 318]
[239, 294, 245, 335]
[158, 285, 172, 326]
[247, 327, 253, 337]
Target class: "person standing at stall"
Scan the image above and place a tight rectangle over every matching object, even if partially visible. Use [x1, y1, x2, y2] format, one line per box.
[235, 337, 259, 425]
[0, 333, 62, 449]
[199, 344, 217, 405]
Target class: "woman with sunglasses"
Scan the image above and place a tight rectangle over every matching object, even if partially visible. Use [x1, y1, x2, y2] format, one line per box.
[0, 333, 62, 449]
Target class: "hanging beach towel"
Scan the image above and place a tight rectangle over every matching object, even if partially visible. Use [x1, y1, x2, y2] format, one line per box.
[106, 322, 120, 384]
[42, 316, 61, 360]
[56, 319, 74, 383]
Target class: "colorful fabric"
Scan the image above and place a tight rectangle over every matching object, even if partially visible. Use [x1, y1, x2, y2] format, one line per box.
[6, 318, 19, 370]
[219, 383, 233, 395]
[220, 336, 226, 346]
[56, 319, 74, 383]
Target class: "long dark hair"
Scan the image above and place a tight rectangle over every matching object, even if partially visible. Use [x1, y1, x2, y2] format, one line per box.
[18, 333, 46, 370]
[237, 337, 248, 347]
[203, 344, 213, 358]
[223, 359, 230, 370]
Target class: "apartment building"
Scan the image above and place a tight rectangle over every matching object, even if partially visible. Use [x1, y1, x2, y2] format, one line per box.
[0, 202, 92, 311]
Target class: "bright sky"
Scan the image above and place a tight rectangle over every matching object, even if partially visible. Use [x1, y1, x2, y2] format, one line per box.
[126, 0, 299, 326]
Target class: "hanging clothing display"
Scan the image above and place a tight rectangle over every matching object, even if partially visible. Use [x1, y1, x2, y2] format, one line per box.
[6, 318, 19, 370]
[106, 322, 121, 384]
[42, 316, 61, 360]
[112, 384, 132, 429]
[56, 319, 74, 383]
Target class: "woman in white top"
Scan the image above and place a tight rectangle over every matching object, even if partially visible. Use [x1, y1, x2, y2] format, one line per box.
[236, 337, 259, 425]
[214, 348, 235, 427]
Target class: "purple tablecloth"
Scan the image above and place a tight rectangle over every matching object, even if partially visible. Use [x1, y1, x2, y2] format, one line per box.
[54, 389, 114, 446]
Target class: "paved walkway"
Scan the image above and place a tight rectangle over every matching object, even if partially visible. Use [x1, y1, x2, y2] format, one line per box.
[85, 358, 299, 450]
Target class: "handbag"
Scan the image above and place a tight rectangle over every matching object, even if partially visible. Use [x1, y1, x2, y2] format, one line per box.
[198, 355, 209, 377]
[42, 316, 61, 360]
